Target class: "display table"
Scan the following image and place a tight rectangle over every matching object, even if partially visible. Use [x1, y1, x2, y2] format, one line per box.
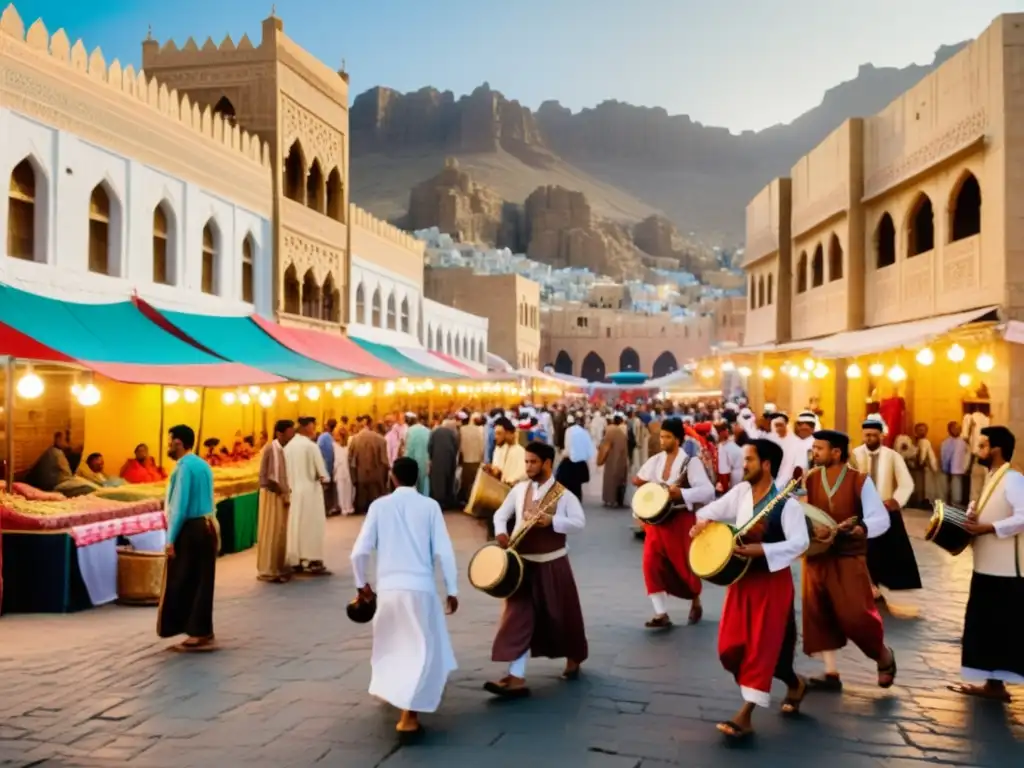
[215, 492, 259, 555]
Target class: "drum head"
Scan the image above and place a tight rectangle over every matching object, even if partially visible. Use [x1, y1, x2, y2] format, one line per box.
[469, 544, 508, 589]
[690, 521, 736, 577]
[632, 483, 670, 520]
[801, 502, 837, 530]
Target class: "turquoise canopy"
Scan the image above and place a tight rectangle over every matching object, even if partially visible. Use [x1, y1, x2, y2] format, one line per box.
[352, 338, 453, 378]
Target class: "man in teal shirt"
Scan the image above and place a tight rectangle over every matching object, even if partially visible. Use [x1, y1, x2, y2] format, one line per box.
[157, 424, 218, 652]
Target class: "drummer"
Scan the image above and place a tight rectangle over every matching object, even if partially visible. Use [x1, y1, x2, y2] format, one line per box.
[485, 441, 588, 698]
[689, 439, 810, 742]
[483, 417, 527, 486]
[632, 417, 715, 628]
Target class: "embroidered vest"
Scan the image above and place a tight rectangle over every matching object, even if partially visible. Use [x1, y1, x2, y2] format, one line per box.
[972, 466, 1024, 578]
[515, 481, 568, 556]
[740, 485, 788, 572]
[805, 465, 867, 557]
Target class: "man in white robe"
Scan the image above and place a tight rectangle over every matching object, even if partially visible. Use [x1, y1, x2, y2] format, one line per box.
[738, 410, 804, 488]
[351, 457, 458, 739]
[284, 416, 331, 575]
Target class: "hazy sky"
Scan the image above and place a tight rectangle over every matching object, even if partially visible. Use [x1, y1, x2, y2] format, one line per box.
[10, 0, 1024, 132]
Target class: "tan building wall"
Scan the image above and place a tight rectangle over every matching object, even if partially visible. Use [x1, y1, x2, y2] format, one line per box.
[141, 13, 350, 331]
[541, 305, 714, 381]
[703, 270, 746, 292]
[743, 178, 791, 345]
[701, 295, 746, 346]
[424, 268, 541, 369]
[350, 205, 425, 289]
[587, 282, 630, 308]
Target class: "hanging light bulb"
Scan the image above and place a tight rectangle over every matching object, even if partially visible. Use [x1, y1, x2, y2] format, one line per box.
[813, 363, 828, 379]
[738, 366, 752, 377]
[305, 386, 321, 401]
[331, 386, 342, 397]
[887, 364, 907, 383]
[846, 363, 862, 379]
[916, 347, 935, 366]
[384, 381, 397, 395]
[803, 358, 815, 371]
[976, 353, 995, 373]
[799, 371, 810, 381]
[222, 392, 237, 406]
[760, 366, 774, 380]
[958, 373, 972, 388]
[868, 362, 884, 377]
[239, 393, 252, 405]
[183, 388, 199, 404]
[786, 365, 799, 378]
[258, 391, 273, 408]
[15, 366, 44, 399]
[70, 381, 82, 397]
[248, 385, 260, 395]
[721, 361, 736, 372]
[948, 343, 965, 363]
[76, 383, 101, 407]
[285, 390, 299, 403]
[163, 387, 181, 405]
[700, 368, 715, 378]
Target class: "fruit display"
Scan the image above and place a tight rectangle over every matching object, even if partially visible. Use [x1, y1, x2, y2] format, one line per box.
[1, 490, 163, 531]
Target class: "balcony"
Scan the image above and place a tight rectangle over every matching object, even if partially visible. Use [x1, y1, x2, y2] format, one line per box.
[792, 280, 847, 340]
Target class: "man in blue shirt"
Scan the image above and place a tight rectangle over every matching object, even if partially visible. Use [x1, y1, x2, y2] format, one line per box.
[318, 418, 339, 516]
[157, 424, 218, 653]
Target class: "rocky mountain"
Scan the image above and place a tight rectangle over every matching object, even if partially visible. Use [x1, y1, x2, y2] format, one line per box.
[350, 43, 966, 247]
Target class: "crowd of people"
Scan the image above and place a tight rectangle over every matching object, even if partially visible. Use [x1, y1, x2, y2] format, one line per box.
[151, 394, 1023, 747]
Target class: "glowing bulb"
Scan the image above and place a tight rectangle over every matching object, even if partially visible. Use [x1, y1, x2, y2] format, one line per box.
[258, 391, 273, 408]
[331, 386, 342, 397]
[222, 392, 237, 405]
[976, 353, 994, 373]
[760, 366, 774, 380]
[286, 391, 299, 403]
[721, 361, 735, 372]
[17, 370, 45, 399]
[164, 387, 181, 405]
[846, 363, 862, 379]
[738, 366, 752, 377]
[799, 371, 810, 381]
[384, 382, 397, 395]
[887, 364, 907, 383]
[916, 347, 934, 366]
[183, 388, 199, 404]
[948, 343, 965, 363]
[76, 384, 101, 407]
[868, 363, 884, 377]
[958, 373, 972, 388]
[700, 368, 715, 378]
[304, 386, 321, 401]
[70, 382, 82, 396]
[239, 393, 252, 406]
[803, 358, 815, 371]
[248, 385, 260, 395]
[813, 363, 828, 379]
[786, 365, 799, 378]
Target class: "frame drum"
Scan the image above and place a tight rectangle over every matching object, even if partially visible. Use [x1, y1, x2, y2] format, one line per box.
[689, 521, 751, 587]
[465, 470, 512, 520]
[468, 543, 525, 599]
[632, 482, 673, 525]
[925, 500, 973, 556]
[802, 503, 839, 558]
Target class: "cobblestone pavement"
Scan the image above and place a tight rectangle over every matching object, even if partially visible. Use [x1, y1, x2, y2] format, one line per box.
[1, 495, 1023, 767]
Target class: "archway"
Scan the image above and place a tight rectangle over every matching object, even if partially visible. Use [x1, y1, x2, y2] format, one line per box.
[811, 244, 824, 287]
[580, 351, 606, 382]
[301, 269, 321, 318]
[619, 347, 640, 372]
[876, 212, 896, 267]
[950, 172, 981, 241]
[554, 350, 573, 376]
[907, 193, 935, 257]
[652, 351, 678, 379]
[796, 252, 808, 293]
[828, 233, 843, 281]
[213, 95, 236, 124]
[283, 140, 305, 204]
[283, 264, 300, 315]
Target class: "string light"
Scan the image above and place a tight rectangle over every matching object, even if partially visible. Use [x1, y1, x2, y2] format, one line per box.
[248, 385, 260, 395]
[239, 393, 251, 406]
[738, 366, 752, 377]
[15, 367, 43, 399]
[803, 358, 815, 371]
[958, 373, 972, 388]
[760, 366, 774, 380]
[976, 353, 995, 373]
[916, 347, 934, 366]
[163, 387, 180, 405]
[846, 363, 862, 379]
[868, 362, 884, 377]
[222, 392, 237, 405]
[887, 364, 907, 383]
[948, 343, 965, 363]
[76, 383, 101, 407]
[258, 392, 273, 408]
[304, 386, 321, 401]
[183, 388, 199, 404]
[813, 363, 828, 379]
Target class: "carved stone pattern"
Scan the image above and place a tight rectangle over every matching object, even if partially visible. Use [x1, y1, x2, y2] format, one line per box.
[864, 109, 987, 199]
[902, 259, 933, 304]
[282, 95, 342, 170]
[943, 255, 976, 291]
[869, 273, 900, 325]
[282, 230, 342, 285]
[792, 185, 847, 238]
[2, 64, 270, 212]
[147, 63, 275, 88]
[743, 230, 777, 265]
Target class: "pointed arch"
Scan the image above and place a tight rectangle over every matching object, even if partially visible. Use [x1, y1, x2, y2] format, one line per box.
[766, 273, 774, 305]
[470, 338, 478, 363]
[619, 347, 640, 372]
[283, 140, 306, 204]
[400, 296, 410, 333]
[283, 264, 300, 314]
[306, 158, 325, 214]
[445, 330, 453, 355]
[354, 282, 365, 323]
[201, 219, 220, 294]
[554, 350, 573, 376]
[425, 324, 434, 350]
[386, 292, 397, 330]
[8, 157, 45, 262]
[435, 326, 443, 351]
[88, 182, 119, 276]
[152, 201, 176, 286]
[950, 172, 981, 242]
[796, 251, 808, 293]
[241, 234, 255, 303]
[749, 274, 756, 309]
[828, 233, 843, 281]
[757, 275, 765, 307]
[581, 351, 606, 382]
[300, 269, 321, 318]
[321, 272, 340, 322]
[371, 287, 382, 327]
[875, 212, 896, 268]
[212, 95, 236, 125]
[811, 243, 824, 287]
[907, 192, 935, 257]
[326, 167, 344, 222]
[652, 351, 678, 379]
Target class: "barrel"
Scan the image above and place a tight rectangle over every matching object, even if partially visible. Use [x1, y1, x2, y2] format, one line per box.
[116, 548, 166, 606]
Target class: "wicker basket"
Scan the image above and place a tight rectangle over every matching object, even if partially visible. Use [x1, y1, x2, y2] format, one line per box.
[116, 547, 166, 606]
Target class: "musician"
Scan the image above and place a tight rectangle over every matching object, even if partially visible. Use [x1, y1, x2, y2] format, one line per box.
[689, 439, 809, 742]
[486, 442, 588, 698]
[632, 417, 714, 628]
[947, 425, 1024, 703]
[484, 417, 527, 486]
[803, 429, 898, 692]
[851, 414, 921, 600]
[737, 410, 804, 488]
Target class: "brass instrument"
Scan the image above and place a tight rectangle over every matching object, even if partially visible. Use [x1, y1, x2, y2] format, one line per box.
[465, 470, 512, 519]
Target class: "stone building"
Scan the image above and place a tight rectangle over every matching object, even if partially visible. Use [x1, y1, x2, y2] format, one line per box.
[732, 14, 1021, 437]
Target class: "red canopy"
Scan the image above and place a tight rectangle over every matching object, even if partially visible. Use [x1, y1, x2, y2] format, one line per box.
[250, 315, 400, 378]
[431, 351, 482, 377]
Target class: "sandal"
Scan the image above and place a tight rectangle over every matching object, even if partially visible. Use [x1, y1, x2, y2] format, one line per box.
[645, 615, 673, 629]
[561, 666, 581, 681]
[688, 603, 703, 625]
[807, 673, 843, 692]
[307, 561, 332, 576]
[781, 676, 807, 716]
[396, 725, 424, 745]
[877, 647, 897, 688]
[947, 683, 1012, 703]
[716, 720, 754, 743]
[483, 680, 531, 699]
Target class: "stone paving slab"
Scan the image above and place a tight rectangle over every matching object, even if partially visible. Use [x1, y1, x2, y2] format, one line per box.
[1, 500, 1022, 767]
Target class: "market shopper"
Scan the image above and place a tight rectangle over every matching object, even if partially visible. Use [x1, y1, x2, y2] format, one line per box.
[256, 420, 294, 583]
[157, 424, 218, 652]
[285, 416, 332, 575]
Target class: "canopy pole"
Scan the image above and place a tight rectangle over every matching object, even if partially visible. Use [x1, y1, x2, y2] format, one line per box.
[4, 357, 14, 488]
[157, 385, 166, 470]
[196, 388, 207, 449]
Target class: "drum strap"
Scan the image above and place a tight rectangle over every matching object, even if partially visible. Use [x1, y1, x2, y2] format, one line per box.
[975, 464, 1019, 577]
[522, 548, 567, 563]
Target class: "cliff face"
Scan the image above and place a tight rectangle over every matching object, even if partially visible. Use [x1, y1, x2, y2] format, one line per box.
[350, 43, 967, 244]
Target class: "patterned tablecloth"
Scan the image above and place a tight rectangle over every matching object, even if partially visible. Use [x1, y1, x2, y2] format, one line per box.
[0, 498, 164, 532]
[70, 511, 167, 548]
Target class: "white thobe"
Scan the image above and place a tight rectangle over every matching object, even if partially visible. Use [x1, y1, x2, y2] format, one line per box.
[717, 439, 745, 488]
[564, 424, 595, 464]
[851, 445, 914, 508]
[635, 451, 715, 510]
[351, 487, 458, 712]
[492, 443, 527, 485]
[739, 417, 804, 489]
[284, 434, 329, 565]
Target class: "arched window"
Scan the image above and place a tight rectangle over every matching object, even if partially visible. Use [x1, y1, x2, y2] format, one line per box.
[371, 288, 382, 327]
[322, 273, 339, 322]
[241, 235, 255, 303]
[757, 275, 765, 307]
[581, 351, 606, 382]
[88, 184, 113, 275]
[213, 95, 236, 125]
[387, 293, 397, 330]
[326, 168, 344, 222]
[470, 338, 477, 362]
[950, 173, 981, 242]
[445, 332, 452, 355]
[354, 283, 365, 323]
[201, 221, 219, 295]
[619, 347, 640, 372]
[796, 251, 808, 293]
[907, 193, 935, 257]
[435, 326, 443, 351]
[283, 141, 305, 204]
[811, 244, 824, 287]
[306, 159, 325, 214]
[301, 269, 320, 318]
[283, 264, 300, 314]
[876, 213, 896, 268]
[749, 275, 756, 309]
[767, 273, 774, 305]
[153, 203, 172, 285]
[425, 325, 434, 350]
[828, 234, 843, 281]
[8, 159, 38, 261]
[400, 297, 410, 333]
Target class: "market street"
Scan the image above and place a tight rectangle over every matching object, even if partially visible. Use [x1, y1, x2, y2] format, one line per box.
[1, 500, 1022, 768]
